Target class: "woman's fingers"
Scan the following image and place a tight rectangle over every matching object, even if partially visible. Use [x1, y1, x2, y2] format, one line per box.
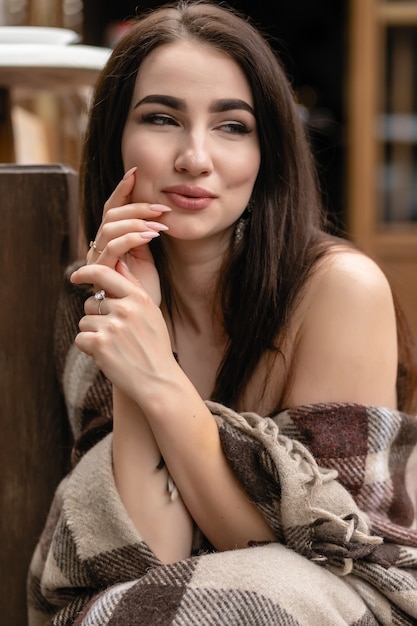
[102, 166, 170, 221]
[103, 166, 137, 216]
[84, 292, 109, 317]
[87, 168, 137, 264]
[87, 212, 170, 266]
[87, 165, 171, 264]
[71, 262, 139, 298]
[86, 165, 171, 270]
[94, 230, 160, 270]
[83, 260, 142, 318]
[100, 218, 168, 246]
[104, 203, 172, 225]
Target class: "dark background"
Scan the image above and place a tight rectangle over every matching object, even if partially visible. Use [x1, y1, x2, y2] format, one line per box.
[83, 0, 348, 231]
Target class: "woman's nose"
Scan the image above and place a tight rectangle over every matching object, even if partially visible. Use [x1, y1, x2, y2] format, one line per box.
[174, 133, 214, 176]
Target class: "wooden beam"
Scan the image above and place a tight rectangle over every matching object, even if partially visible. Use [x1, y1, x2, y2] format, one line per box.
[378, 2, 417, 25]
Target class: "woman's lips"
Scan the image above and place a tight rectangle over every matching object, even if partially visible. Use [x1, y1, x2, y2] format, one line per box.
[162, 185, 217, 211]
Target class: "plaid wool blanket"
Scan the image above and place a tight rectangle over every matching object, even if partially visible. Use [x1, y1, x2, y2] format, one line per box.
[27, 399, 417, 625]
[27, 268, 417, 625]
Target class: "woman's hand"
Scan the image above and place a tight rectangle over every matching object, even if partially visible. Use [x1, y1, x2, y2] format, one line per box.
[71, 261, 177, 403]
[87, 167, 171, 305]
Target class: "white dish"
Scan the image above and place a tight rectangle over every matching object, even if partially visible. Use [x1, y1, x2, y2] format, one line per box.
[0, 44, 111, 88]
[0, 44, 111, 67]
[0, 26, 80, 45]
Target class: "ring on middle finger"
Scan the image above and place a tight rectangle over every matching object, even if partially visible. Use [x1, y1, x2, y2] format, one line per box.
[94, 289, 106, 315]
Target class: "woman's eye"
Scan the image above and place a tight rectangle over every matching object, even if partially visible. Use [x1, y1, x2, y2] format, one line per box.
[219, 121, 251, 135]
[141, 113, 178, 126]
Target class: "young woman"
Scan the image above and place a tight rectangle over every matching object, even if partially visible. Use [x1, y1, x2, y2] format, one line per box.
[28, 2, 417, 624]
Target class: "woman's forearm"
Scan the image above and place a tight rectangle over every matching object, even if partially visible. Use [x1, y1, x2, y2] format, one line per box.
[136, 371, 276, 552]
[112, 386, 194, 564]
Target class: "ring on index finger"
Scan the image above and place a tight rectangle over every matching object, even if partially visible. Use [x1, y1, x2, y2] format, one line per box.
[89, 240, 103, 254]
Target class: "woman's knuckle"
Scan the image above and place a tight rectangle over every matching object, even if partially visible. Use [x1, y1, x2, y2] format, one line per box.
[105, 207, 118, 221]
[101, 222, 111, 238]
[107, 239, 118, 255]
[94, 332, 107, 349]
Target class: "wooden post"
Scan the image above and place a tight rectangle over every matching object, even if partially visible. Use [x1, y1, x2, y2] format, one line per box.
[346, 0, 380, 253]
[0, 164, 78, 625]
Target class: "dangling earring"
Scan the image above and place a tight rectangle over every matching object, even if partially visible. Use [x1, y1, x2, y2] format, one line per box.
[234, 217, 247, 243]
[234, 199, 254, 245]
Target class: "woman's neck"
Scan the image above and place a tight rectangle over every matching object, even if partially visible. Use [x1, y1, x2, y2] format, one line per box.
[162, 236, 227, 335]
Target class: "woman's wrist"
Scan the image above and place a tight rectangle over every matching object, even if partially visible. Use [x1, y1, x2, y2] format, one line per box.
[124, 355, 191, 416]
[134, 366, 203, 420]
[112, 386, 161, 465]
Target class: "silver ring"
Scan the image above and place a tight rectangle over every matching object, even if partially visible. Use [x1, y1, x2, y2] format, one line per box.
[94, 289, 106, 301]
[94, 289, 106, 315]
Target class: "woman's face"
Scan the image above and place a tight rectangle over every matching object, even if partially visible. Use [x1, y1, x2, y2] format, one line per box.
[122, 40, 260, 247]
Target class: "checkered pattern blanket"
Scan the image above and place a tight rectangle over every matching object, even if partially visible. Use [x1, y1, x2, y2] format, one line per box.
[28, 399, 417, 625]
[26, 266, 417, 625]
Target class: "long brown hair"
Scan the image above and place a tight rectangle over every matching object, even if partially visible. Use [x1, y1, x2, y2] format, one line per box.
[80, 0, 417, 412]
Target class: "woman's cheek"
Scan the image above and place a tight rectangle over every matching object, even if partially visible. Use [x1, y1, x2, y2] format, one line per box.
[131, 176, 157, 204]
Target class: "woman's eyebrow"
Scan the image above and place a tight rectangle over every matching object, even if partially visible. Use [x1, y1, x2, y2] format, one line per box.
[133, 95, 255, 116]
[133, 95, 186, 110]
[210, 99, 255, 116]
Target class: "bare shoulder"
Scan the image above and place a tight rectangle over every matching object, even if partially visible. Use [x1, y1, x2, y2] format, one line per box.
[297, 247, 397, 340]
[286, 247, 398, 409]
[313, 247, 394, 299]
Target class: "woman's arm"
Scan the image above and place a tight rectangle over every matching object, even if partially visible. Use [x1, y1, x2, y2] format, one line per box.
[114, 383, 276, 557]
[73, 262, 276, 560]
[112, 387, 194, 563]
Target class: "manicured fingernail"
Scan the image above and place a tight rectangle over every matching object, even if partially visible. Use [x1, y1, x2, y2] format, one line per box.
[123, 166, 137, 180]
[145, 221, 169, 231]
[149, 203, 172, 213]
[140, 230, 160, 239]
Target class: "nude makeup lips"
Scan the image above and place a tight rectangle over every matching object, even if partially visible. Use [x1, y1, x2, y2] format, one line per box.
[162, 185, 217, 211]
